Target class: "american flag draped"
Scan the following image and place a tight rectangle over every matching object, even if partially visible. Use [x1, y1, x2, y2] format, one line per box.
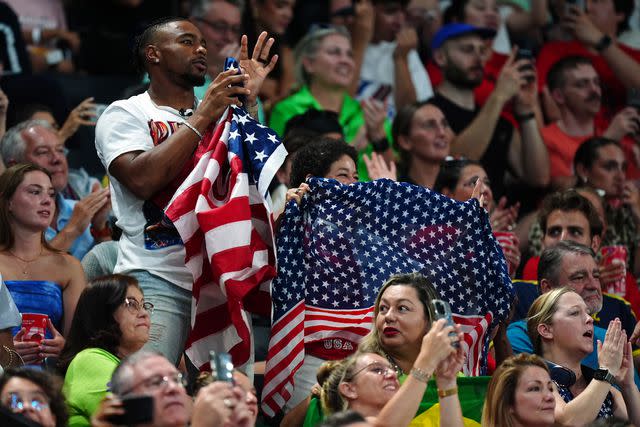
[261, 178, 514, 416]
[165, 102, 286, 371]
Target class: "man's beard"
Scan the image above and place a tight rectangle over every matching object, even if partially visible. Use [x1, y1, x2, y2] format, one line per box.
[183, 72, 206, 87]
[442, 63, 483, 90]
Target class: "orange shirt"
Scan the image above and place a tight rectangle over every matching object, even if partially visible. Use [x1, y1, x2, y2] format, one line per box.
[541, 122, 591, 178]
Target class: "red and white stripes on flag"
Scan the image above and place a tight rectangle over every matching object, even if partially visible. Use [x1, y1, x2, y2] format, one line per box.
[165, 106, 286, 370]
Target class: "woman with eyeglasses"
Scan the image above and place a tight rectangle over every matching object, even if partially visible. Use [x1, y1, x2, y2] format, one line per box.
[270, 25, 390, 181]
[58, 274, 151, 427]
[434, 158, 521, 278]
[0, 164, 86, 365]
[0, 366, 68, 427]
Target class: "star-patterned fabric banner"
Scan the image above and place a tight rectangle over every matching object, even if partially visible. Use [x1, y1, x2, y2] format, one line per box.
[261, 177, 514, 416]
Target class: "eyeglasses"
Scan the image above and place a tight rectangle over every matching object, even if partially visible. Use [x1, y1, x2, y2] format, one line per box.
[121, 372, 187, 396]
[349, 362, 396, 380]
[123, 297, 154, 315]
[2, 392, 50, 412]
[195, 17, 241, 37]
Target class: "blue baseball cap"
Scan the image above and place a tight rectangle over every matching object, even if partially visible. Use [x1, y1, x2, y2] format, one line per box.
[431, 23, 497, 51]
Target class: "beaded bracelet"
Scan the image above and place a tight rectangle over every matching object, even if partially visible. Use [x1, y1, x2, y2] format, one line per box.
[410, 367, 431, 383]
[183, 121, 203, 140]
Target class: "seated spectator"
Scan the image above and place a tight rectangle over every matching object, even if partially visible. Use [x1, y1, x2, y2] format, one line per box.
[58, 274, 151, 427]
[3, 0, 79, 74]
[92, 350, 254, 427]
[0, 164, 85, 365]
[537, 0, 640, 121]
[521, 188, 640, 318]
[434, 158, 521, 277]
[13, 102, 103, 200]
[574, 137, 640, 278]
[508, 241, 640, 388]
[542, 56, 640, 190]
[481, 353, 555, 427]
[0, 273, 20, 372]
[242, 0, 296, 105]
[287, 137, 395, 206]
[357, 0, 434, 116]
[430, 24, 549, 199]
[392, 100, 453, 188]
[527, 287, 640, 425]
[269, 26, 390, 181]
[320, 335, 464, 426]
[15, 99, 100, 148]
[0, 366, 68, 427]
[0, 120, 111, 259]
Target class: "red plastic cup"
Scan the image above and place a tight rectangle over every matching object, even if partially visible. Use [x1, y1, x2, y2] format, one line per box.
[600, 245, 628, 296]
[21, 313, 48, 343]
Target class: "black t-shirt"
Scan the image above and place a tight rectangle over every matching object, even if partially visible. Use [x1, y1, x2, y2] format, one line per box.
[431, 92, 513, 198]
[0, 2, 31, 76]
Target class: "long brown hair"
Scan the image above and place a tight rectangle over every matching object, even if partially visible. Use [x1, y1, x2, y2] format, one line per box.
[0, 163, 57, 251]
[358, 272, 439, 357]
[481, 353, 551, 427]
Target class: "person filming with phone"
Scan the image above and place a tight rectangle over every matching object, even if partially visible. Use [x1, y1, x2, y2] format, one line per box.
[91, 351, 254, 427]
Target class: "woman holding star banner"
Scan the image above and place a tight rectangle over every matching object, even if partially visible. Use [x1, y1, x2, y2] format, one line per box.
[262, 136, 514, 419]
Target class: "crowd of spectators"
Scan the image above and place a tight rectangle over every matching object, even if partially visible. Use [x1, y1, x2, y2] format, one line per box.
[2, 0, 640, 426]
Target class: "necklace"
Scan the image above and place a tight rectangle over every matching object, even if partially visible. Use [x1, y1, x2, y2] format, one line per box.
[384, 351, 404, 375]
[8, 248, 43, 275]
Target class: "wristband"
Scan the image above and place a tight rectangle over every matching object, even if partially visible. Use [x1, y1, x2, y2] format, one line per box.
[594, 35, 613, 53]
[437, 386, 458, 398]
[514, 112, 535, 123]
[183, 121, 203, 140]
[371, 137, 389, 152]
[410, 367, 431, 383]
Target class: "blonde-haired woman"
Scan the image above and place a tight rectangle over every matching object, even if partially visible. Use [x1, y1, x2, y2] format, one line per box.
[527, 287, 640, 425]
[482, 353, 555, 427]
[321, 318, 465, 427]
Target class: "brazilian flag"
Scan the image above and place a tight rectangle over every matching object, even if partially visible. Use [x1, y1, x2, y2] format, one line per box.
[301, 376, 490, 427]
[410, 377, 490, 426]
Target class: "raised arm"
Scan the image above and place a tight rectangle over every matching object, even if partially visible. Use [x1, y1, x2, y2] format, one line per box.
[373, 320, 459, 427]
[566, 7, 640, 89]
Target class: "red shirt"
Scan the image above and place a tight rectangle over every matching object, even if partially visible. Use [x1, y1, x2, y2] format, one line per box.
[537, 40, 640, 120]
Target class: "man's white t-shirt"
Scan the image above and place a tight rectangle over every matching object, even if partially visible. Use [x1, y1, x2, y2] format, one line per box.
[358, 42, 433, 117]
[95, 92, 195, 290]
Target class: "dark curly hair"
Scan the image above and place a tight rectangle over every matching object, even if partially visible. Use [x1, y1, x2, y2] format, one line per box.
[57, 274, 140, 374]
[289, 137, 358, 188]
[0, 367, 68, 427]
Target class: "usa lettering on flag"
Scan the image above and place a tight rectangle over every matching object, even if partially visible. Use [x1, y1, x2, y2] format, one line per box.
[261, 178, 514, 416]
[165, 104, 286, 371]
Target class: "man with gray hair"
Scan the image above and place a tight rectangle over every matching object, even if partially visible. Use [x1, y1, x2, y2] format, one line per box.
[190, 0, 244, 101]
[100, 350, 253, 427]
[507, 241, 640, 386]
[0, 119, 111, 259]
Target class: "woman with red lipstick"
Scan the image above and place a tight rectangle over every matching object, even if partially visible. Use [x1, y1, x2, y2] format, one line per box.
[58, 274, 151, 427]
[482, 353, 556, 427]
[322, 319, 465, 427]
[0, 164, 85, 365]
[527, 287, 640, 425]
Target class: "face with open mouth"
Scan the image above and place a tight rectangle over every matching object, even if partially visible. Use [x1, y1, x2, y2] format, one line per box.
[548, 291, 595, 356]
[402, 104, 452, 164]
